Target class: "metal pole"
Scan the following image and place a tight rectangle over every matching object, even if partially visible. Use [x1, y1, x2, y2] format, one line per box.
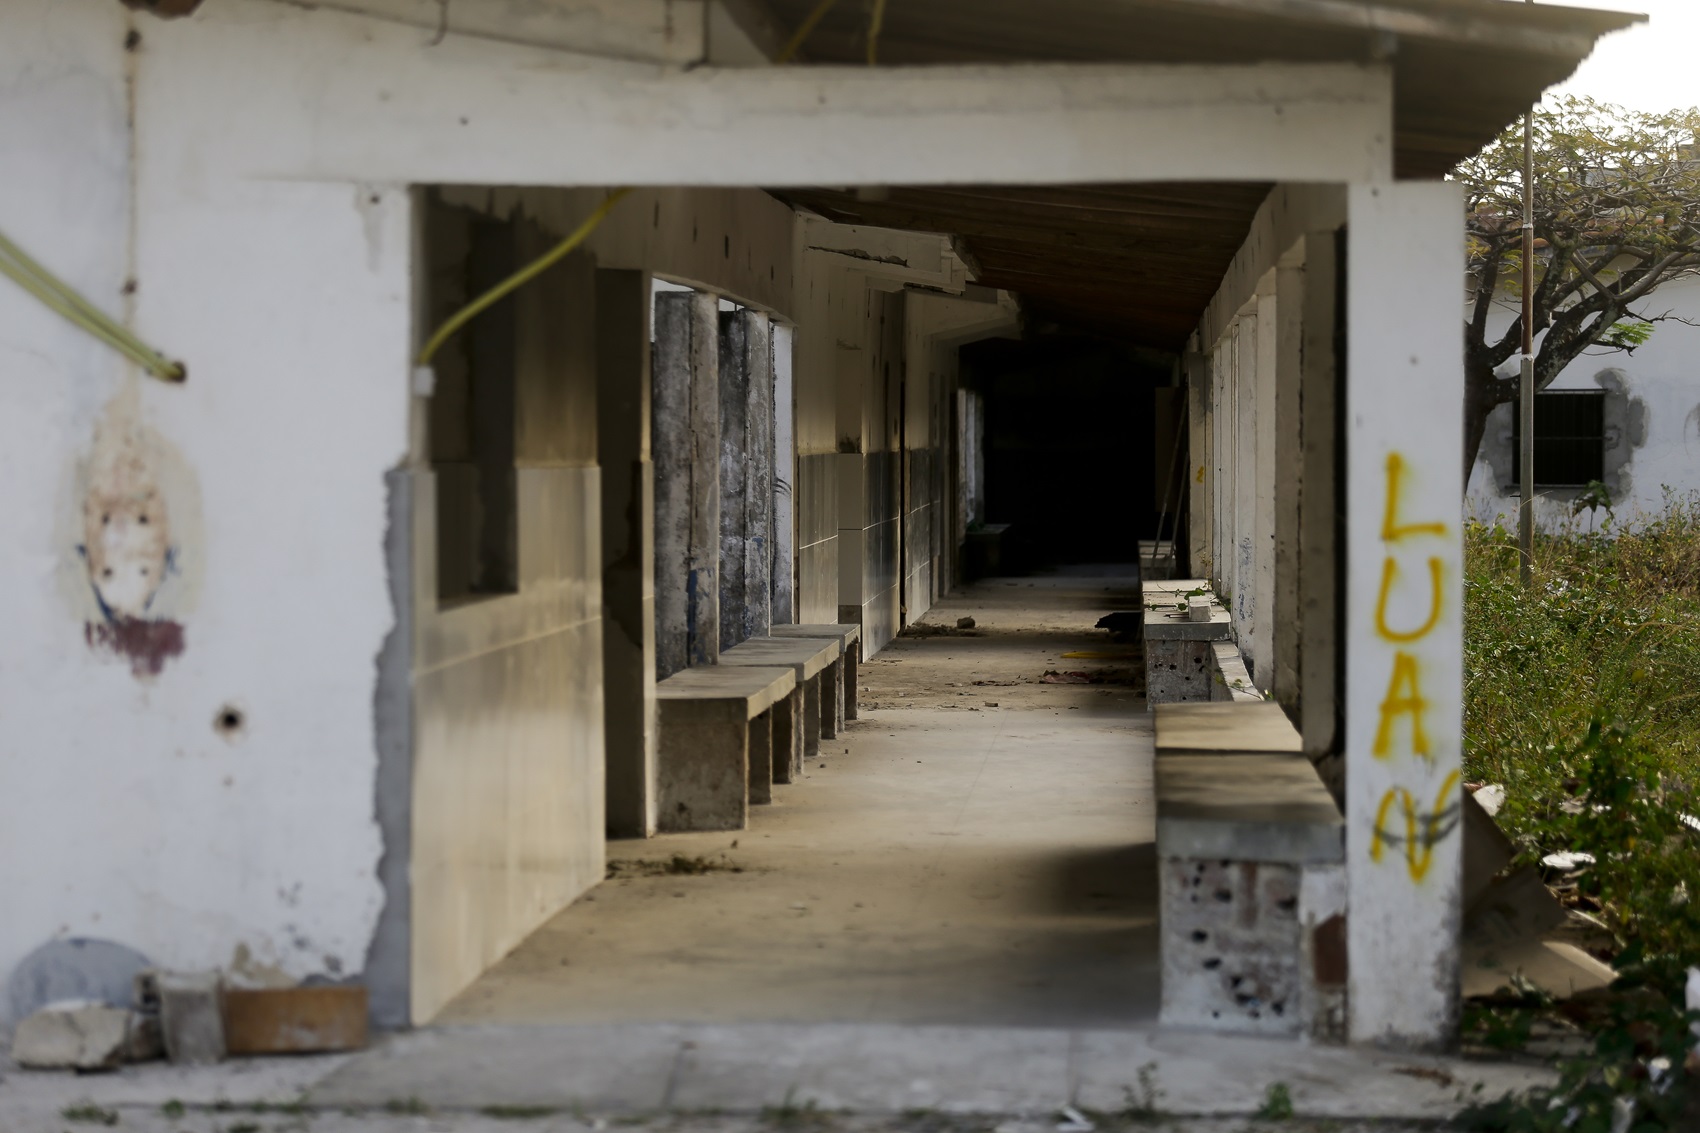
[1518, 5, 1537, 586]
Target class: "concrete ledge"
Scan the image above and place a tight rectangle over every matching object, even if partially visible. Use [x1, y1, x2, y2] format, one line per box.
[1155, 702, 1300, 755]
[1143, 607, 1233, 641]
[1209, 641, 1262, 702]
[1155, 754, 1343, 865]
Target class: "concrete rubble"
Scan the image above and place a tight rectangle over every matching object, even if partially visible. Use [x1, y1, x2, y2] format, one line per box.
[10, 1000, 136, 1071]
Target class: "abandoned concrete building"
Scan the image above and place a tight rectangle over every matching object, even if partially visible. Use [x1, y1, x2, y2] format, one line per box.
[0, 0, 1639, 1080]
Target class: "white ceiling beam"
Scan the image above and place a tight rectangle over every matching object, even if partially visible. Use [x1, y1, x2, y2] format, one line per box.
[152, 6, 1393, 188]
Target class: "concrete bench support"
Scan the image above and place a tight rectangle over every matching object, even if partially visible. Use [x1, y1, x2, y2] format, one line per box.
[656, 665, 795, 832]
[1142, 580, 1232, 707]
[1156, 751, 1345, 1041]
[719, 636, 838, 764]
[768, 623, 862, 737]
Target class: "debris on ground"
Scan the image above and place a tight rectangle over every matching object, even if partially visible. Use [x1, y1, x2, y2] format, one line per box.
[1472, 783, 1506, 816]
[1542, 850, 1598, 873]
[1039, 668, 1139, 686]
[899, 622, 981, 638]
[955, 616, 976, 629]
[10, 1000, 136, 1071]
[606, 854, 745, 879]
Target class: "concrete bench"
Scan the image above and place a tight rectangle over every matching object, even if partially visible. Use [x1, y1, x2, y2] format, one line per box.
[718, 636, 840, 771]
[656, 665, 796, 832]
[1155, 751, 1346, 1041]
[767, 623, 862, 734]
[1142, 581, 1232, 707]
[1154, 701, 1301, 756]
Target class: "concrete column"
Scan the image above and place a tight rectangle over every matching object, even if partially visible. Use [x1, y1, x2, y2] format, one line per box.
[654, 290, 721, 675]
[772, 324, 796, 626]
[720, 307, 774, 650]
[1344, 184, 1465, 1049]
[1184, 352, 1211, 579]
[1271, 252, 1307, 709]
[1253, 278, 1279, 691]
[654, 292, 692, 679]
[598, 268, 657, 840]
[1299, 231, 1343, 797]
[1233, 313, 1258, 639]
[720, 311, 750, 651]
[744, 311, 775, 640]
[687, 293, 722, 666]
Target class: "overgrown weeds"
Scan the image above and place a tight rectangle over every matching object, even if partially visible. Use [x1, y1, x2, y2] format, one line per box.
[1461, 496, 1700, 1128]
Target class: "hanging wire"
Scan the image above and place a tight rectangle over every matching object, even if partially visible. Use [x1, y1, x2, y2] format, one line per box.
[776, 0, 840, 63]
[0, 228, 186, 382]
[415, 188, 631, 369]
[866, 0, 888, 65]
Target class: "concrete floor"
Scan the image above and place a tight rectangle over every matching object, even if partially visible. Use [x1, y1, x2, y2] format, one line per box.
[439, 570, 1159, 1030]
[0, 570, 1561, 1126]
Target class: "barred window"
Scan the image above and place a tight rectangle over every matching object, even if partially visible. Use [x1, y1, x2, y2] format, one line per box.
[1512, 390, 1606, 489]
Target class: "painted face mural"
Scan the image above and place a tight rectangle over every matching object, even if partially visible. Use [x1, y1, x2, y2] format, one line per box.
[66, 387, 199, 678]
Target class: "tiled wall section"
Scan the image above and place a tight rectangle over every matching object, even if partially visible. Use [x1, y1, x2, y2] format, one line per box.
[794, 451, 838, 625]
[839, 450, 901, 655]
[903, 446, 939, 623]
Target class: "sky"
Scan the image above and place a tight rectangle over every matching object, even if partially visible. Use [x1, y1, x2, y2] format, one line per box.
[1541, 0, 1700, 113]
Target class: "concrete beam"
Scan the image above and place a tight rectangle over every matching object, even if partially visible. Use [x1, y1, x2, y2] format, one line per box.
[166, 12, 1393, 187]
[1344, 183, 1465, 1050]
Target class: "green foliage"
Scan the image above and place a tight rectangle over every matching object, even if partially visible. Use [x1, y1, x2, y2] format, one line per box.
[60, 1103, 119, 1126]
[1120, 1061, 1165, 1122]
[1463, 500, 1700, 1129]
[1458, 960, 1700, 1132]
[762, 1088, 834, 1129]
[1600, 319, 1657, 351]
[1255, 1082, 1294, 1121]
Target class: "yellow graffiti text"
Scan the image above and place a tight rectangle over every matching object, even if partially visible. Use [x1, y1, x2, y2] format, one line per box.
[1381, 453, 1447, 543]
[1371, 772, 1462, 882]
[1375, 556, 1444, 643]
[1373, 652, 1431, 759]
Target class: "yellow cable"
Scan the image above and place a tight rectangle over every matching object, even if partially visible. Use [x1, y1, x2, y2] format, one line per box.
[776, 0, 839, 63]
[415, 188, 631, 368]
[867, 0, 888, 65]
[0, 228, 186, 382]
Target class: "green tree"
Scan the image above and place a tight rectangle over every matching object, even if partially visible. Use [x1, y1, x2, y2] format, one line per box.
[1455, 97, 1700, 477]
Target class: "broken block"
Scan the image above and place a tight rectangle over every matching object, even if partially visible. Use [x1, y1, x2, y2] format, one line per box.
[10, 1000, 132, 1071]
[154, 971, 225, 1065]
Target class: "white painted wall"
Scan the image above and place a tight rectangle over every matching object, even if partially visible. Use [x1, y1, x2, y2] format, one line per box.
[1466, 274, 1700, 528]
[1, 0, 406, 1019]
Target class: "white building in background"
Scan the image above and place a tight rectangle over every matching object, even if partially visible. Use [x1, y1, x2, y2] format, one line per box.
[1468, 274, 1700, 528]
